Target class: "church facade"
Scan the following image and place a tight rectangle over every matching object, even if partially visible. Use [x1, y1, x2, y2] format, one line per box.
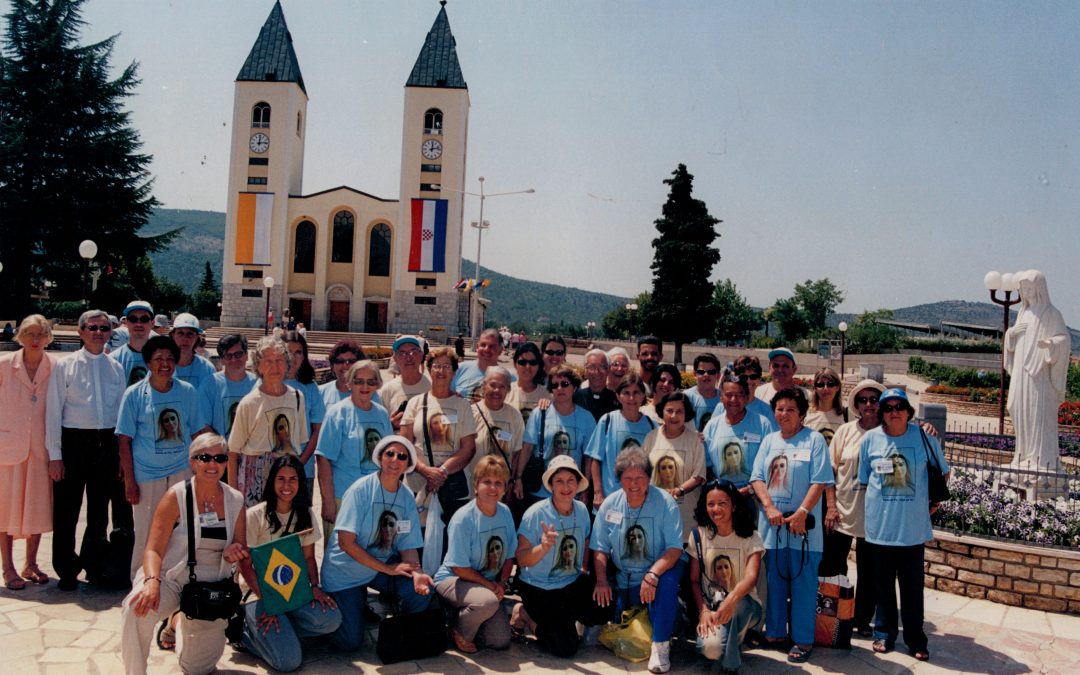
[219, 1, 470, 338]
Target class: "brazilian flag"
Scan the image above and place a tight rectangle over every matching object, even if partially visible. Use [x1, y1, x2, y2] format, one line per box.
[251, 533, 313, 615]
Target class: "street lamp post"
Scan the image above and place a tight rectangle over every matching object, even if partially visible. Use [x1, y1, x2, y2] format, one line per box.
[984, 271, 1021, 435]
[443, 178, 535, 340]
[78, 240, 98, 309]
[263, 276, 275, 335]
[838, 321, 848, 377]
[586, 321, 596, 340]
[625, 303, 638, 340]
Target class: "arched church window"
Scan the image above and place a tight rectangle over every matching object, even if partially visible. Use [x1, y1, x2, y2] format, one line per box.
[368, 223, 391, 277]
[252, 102, 271, 128]
[424, 108, 443, 134]
[332, 211, 355, 263]
[293, 220, 315, 273]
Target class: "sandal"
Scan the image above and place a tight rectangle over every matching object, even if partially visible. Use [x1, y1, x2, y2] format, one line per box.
[872, 639, 891, 654]
[787, 644, 812, 663]
[4, 570, 26, 591]
[912, 650, 930, 661]
[156, 613, 177, 651]
[21, 566, 49, 585]
[449, 629, 477, 654]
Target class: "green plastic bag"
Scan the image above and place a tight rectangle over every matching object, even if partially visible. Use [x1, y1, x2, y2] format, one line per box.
[599, 605, 652, 662]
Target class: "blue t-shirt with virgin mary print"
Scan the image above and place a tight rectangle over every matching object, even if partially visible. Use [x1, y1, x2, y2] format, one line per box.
[434, 500, 518, 583]
[590, 485, 682, 588]
[522, 405, 596, 498]
[518, 498, 592, 590]
[750, 426, 833, 552]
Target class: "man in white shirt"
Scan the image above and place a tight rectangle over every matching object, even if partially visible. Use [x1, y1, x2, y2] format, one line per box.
[378, 335, 431, 430]
[754, 347, 808, 405]
[46, 310, 128, 590]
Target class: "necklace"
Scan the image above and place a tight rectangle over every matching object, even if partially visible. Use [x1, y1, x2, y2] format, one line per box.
[551, 498, 575, 533]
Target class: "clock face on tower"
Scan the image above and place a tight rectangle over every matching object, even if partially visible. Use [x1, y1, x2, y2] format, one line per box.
[249, 133, 270, 153]
[421, 139, 443, 160]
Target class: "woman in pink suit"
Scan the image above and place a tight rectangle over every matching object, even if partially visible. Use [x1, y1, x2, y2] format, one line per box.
[0, 315, 57, 589]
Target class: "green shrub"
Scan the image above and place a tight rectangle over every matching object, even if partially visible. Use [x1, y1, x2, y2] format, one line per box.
[908, 357, 1004, 389]
[901, 336, 1002, 353]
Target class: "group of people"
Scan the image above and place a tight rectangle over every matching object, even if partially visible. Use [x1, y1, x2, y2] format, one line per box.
[0, 314, 949, 673]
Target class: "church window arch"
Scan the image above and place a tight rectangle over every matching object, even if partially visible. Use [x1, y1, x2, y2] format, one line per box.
[331, 210, 355, 263]
[293, 220, 315, 273]
[368, 223, 391, 277]
[252, 102, 271, 128]
[424, 108, 443, 134]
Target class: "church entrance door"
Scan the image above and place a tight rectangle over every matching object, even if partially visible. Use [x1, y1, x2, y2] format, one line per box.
[328, 301, 350, 331]
[365, 302, 387, 333]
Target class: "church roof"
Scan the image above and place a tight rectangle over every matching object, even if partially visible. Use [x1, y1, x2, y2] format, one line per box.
[236, 1, 307, 95]
[406, 3, 467, 89]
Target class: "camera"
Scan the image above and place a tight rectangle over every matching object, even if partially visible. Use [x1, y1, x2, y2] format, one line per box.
[783, 510, 815, 531]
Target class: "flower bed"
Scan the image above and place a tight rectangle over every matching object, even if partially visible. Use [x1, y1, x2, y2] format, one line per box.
[946, 432, 1080, 460]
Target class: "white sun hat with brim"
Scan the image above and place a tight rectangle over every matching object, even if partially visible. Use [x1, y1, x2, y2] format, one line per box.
[542, 455, 589, 494]
[371, 435, 418, 474]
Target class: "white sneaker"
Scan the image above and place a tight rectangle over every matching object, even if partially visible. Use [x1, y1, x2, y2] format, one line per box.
[648, 640, 671, 673]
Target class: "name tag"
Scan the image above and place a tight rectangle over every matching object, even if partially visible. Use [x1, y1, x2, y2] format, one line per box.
[872, 458, 894, 474]
[605, 510, 624, 525]
[443, 414, 458, 424]
[396, 519, 412, 534]
[790, 449, 811, 462]
[496, 430, 513, 442]
[198, 512, 221, 527]
[744, 433, 761, 443]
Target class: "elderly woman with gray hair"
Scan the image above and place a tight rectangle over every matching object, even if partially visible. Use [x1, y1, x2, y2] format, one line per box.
[228, 337, 309, 506]
[469, 366, 524, 498]
[591, 446, 684, 673]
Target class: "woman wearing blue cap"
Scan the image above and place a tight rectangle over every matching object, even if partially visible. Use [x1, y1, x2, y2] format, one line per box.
[857, 388, 948, 662]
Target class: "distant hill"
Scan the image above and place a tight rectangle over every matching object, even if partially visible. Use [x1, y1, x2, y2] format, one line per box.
[144, 209, 225, 292]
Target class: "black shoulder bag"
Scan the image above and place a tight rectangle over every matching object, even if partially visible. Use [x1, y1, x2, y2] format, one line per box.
[919, 428, 951, 505]
[178, 481, 243, 621]
[520, 407, 547, 494]
[423, 394, 469, 523]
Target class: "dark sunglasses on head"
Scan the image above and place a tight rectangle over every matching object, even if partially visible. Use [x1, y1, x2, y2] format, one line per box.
[127, 315, 153, 324]
[194, 453, 228, 464]
[516, 359, 540, 367]
[83, 324, 111, 332]
[855, 395, 880, 405]
[880, 403, 907, 413]
[695, 368, 719, 376]
[544, 349, 566, 357]
[704, 478, 737, 492]
[549, 380, 574, 390]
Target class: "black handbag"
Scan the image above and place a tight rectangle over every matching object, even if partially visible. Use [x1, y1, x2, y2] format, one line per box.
[375, 584, 447, 663]
[422, 394, 469, 522]
[178, 481, 243, 622]
[520, 407, 547, 494]
[919, 428, 951, 505]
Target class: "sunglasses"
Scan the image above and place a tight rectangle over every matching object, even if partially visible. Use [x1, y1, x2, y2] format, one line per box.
[222, 350, 247, 361]
[194, 453, 228, 464]
[880, 403, 907, 413]
[695, 368, 719, 376]
[544, 349, 565, 357]
[815, 381, 839, 388]
[127, 315, 153, 324]
[738, 372, 762, 380]
[352, 378, 380, 387]
[83, 324, 112, 332]
[855, 396, 880, 405]
[332, 358, 358, 366]
[549, 380, 574, 390]
[516, 359, 540, 367]
[382, 450, 410, 462]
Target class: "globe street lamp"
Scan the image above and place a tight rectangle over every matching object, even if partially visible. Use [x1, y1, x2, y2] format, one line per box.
[838, 321, 849, 377]
[625, 303, 638, 340]
[78, 240, 98, 309]
[984, 270, 1021, 435]
[586, 320, 596, 340]
[263, 275, 275, 335]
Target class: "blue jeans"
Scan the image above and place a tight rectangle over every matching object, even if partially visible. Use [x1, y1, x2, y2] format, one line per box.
[764, 547, 821, 646]
[696, 595, 762, 670]
[329, 573, 432, 651]
[614, 557, 686, 642]
[242, 598, 342, 672]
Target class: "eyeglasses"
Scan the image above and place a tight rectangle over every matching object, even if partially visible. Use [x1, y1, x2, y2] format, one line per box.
[194, 453, 228, 464]
[332, 358, 358, 366]
[222, 350, 247, 361]
[429, 363, 453, 371]
[855, 395, 880, 405]
[396, 349, 421, 358]
[544, 349, 565, 357]
[549, 380, 574, 390]
[738, 372, 762, 381]
[695, 368, 719, 376]
[83, 324, 111, 332]
[516, 359, 540, 367]
[352, 379, 380, 387]
[127, 315, 153, 324]
[880, 403, 907, 413]
[382, 450, 410, 461]
[815, 381, 839, 388]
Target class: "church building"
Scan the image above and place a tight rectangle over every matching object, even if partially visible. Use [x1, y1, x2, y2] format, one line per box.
[219, 1, 470, 337]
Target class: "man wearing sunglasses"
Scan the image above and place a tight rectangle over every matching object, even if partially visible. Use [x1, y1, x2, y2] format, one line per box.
[46, 310, 128, 591]
[685, 353, 722, 429]
[110, 300, 155, 386]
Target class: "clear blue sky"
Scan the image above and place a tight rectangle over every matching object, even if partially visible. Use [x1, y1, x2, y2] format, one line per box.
[6, 1, 1079, 326]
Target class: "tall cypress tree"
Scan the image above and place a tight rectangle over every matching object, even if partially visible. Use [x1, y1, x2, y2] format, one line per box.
[645, 164, 721, 364]
[0, 0, 170, 316]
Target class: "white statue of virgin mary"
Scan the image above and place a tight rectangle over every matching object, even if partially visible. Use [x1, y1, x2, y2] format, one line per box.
[1004, 270, 1069, 473]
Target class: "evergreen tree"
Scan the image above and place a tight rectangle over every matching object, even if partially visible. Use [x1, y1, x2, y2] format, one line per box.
[190, 261, 221, 319]
[0, 0, 172, 316]
[644, 164, 720, 363]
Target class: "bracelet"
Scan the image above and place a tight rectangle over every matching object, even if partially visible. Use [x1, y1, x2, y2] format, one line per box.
[796, 506, 809, 515]
[144, 575, 161, 583]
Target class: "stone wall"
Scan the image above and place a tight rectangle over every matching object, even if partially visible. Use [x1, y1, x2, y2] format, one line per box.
[919, 391, 1004, 418]
[924, 531, 1080, 614]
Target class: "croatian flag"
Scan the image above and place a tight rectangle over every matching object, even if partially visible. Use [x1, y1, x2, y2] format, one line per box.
[409, 198, 448, 273]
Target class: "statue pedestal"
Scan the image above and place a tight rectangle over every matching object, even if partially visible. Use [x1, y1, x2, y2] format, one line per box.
[994, 459, 1068, 502]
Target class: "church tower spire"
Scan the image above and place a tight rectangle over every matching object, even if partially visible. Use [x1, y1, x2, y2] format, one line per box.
[237, 0, 306, 94]
[406, 2, 467, 90]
